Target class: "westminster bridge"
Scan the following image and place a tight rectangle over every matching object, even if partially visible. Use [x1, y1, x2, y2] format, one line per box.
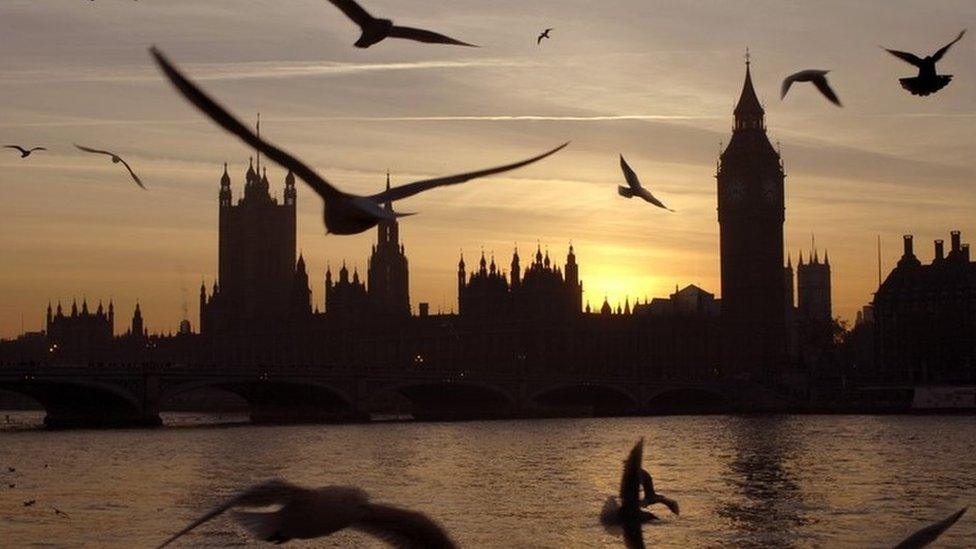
[0, 362, 792, 428]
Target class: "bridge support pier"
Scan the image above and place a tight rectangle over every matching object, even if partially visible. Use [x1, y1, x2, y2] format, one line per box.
[43, 410, 162, 429]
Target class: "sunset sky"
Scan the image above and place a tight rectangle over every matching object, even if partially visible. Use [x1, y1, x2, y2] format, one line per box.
[1, 0, 973, 337]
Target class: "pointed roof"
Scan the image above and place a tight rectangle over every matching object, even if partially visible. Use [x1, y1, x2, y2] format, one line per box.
[220, 162, 230, 185]
[384, 171, 393, 212]
[734, 52, 764, 118]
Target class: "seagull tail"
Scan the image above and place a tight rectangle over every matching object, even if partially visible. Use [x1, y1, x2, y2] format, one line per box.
[394, 211, 416, 218]
[617, 186, 635, 198]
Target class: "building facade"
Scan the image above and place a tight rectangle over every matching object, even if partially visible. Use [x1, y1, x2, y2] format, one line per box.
[873, 231, 976, 383]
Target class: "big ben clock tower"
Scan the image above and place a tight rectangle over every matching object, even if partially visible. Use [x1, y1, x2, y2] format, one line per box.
[717, 54, 787, 377]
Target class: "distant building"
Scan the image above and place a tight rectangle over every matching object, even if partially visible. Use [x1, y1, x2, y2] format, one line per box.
[46, 299, 114, 353]
[457, 245, 583, 321]
[367, 175, 410, 318]
[716, 56, 788, 376]
[797, 249, 832, 321]
[633, 285, 720, 318]
[200, 157, 301, 333]
[873, 231, 976, 383]
[325, 262, 368, 322]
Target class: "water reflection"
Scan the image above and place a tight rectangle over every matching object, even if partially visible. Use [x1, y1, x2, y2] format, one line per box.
[717, 416, 814, 548]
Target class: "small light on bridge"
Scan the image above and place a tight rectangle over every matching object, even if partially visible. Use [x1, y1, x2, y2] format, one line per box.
[412, 354, 425, 366]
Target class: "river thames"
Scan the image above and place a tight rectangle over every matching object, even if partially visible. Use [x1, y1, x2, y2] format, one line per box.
[1, 414, 973, 548]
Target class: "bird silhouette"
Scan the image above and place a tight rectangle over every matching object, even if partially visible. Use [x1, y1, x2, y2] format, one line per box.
[618, 155, 674, 212]
[7, 467, 14, 473]
[23, 500, 36, 507]
[155, 479, 457, 548]
[537, 28, 553, 44]
[892, 507, 967, 549]
[326, 0, 476, 48]
[601, 438, 668, 549]
[4, 145, 46, 158]
[882, 30, 967, 96]
[151, 47, 567, 236]
[781, 70, 842, 106]
[73, 144, 145, 189]
[7, 483, 14, 489]
[51, 505, 69, 519]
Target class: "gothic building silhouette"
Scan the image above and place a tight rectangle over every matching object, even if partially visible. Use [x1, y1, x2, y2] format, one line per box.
[796, 249, 832, 322]
[717, 58, 788, 377]
[458, 245, 582, 321]
[200, 157, 298, 333]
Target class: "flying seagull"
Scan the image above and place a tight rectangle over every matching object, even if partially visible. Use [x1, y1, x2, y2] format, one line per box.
[781, 70, 842, 106]
[618, 155, 674, 212]
[882, 30, 967, 96]
[4, 145, 46, 158]
[73, 144, 145, 189]
[892, 507, 967, 549]
[155, 479, 457, 548]
[538, 28, 553, 44]
[326, 0, 477, 48]
[51, 505, 69, 519]
[600, 438, 673, 549]
[151, 47, 567, 236]
[23, 500, 36, 507]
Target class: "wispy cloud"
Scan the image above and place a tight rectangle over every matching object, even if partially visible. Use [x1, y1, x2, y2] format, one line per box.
[0, 58, 538, 85]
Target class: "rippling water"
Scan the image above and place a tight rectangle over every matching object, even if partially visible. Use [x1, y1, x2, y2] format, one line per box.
[1, 414, 974, 548]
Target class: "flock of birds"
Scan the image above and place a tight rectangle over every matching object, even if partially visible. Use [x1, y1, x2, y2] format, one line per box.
[4, 464, 71, 522]
[3, 1, 971, 547]
[6, 3, 966, 231]
[146, 439, 966, 549]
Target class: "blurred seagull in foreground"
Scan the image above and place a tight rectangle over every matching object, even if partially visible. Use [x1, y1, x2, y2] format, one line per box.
[781, 70, 842, 106]
[4, 145, 46, 158]
[155, 479, 457, 548]
[618, 155, 674, 212]
[892, 507, 967, 549]
[326, 0, 477, 48]
[882, 30, 967, 96]
[538, 28, 553, 44]
[151, 47, 567, 236]
[73, 144, 145, 189]
[601, 438, 678, 549]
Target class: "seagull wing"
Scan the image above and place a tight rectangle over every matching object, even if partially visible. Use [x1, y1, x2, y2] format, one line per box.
[4, 145, 29, 155]
[812, 75, 842, 106]
[619, 155, 642, 192]
[656, 494, 680, 516]
[366, 142, 568, 204]
[781, 73, 798, 99]
[537, 33, 544, 44]
[619, 438, 643, 513]
[326, 0, 375, 27]
[882, 47, 924, 67]
[116, 157, 147, 190]
[74, 144, 117, 157]
[388, 25, 478, 47]
[353, 503, 458, 549]
[150, 47, 343, 202]
[892, 507, 967, 549]
[639, 469, 656, 500]
[931, 29, 966, 62]
[29, 147, 47, 152]
[156, 480, 306, 549]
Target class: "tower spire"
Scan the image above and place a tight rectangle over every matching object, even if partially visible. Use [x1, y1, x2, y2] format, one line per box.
[255, 112, 261, 174]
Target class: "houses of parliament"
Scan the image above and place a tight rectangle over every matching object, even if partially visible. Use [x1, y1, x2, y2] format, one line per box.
[8, 61, 848, 383]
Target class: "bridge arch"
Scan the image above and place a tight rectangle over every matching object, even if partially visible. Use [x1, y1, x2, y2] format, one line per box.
[0, 378, 155, 428]
[386, 380, 516, 421]
[162, 379, 360, 423]
[530, 383, 640, 416]
[645, 387, 731, 414]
